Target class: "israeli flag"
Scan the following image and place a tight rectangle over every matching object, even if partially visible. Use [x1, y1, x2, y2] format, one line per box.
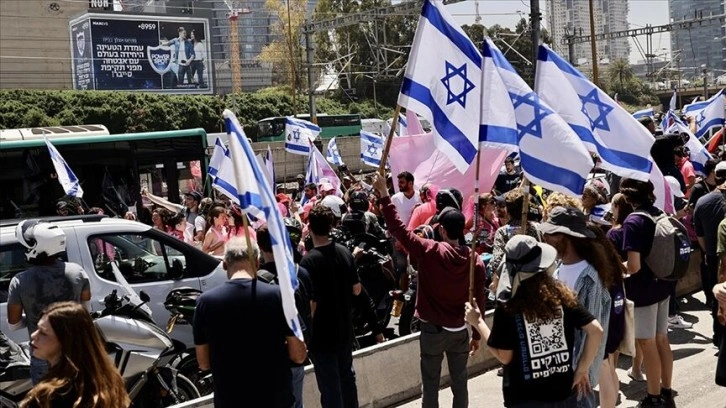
[669, 89, 677, 112]
[632, 107, 654, 120]
[398, 0, 481, 172]
[326, 137, 344, 166]
[211, 147, 239, 205]
[284, 117, 321, 156]
[663, 111, 712, 174]
[304, 145, 342, 196]
[360, 131, 384, 167]
[535, 45, 654, 181]
[689, 89, 725, 139]
[208, 136, 227, 180]
[385, 113, 408, 136]
[44, 138, 84, 198]
[223, 109, 303, 340]
[479, 38, 592, 196]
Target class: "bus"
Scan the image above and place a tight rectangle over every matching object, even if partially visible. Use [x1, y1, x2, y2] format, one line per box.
[0, 126, 209, 219]
[256, 114, 362, 141]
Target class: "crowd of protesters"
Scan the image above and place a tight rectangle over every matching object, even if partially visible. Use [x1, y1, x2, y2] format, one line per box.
[20, 123, 726, 408]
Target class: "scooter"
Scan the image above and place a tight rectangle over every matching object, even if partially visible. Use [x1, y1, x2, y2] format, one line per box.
[0, 288, 200, 407]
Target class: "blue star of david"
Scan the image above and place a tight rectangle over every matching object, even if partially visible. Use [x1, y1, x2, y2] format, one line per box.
[330, 147, 340, 159]
[510, 92, 552, 139]
[696, 113, 706, 127]
[366, 143, 378, 155]
[440, 61, 475, 109]
[292, 129, 301, 141]
[578, 89, 614, 131]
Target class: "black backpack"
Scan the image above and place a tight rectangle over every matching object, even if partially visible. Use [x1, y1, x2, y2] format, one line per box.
[257, 266, 311, 342]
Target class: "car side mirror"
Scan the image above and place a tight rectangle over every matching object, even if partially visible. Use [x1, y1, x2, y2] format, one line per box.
[139, 290, 151, 303]
[169, 258, 184, 280]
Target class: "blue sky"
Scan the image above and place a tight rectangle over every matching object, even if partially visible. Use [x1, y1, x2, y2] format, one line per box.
[445, 0, 671, 64]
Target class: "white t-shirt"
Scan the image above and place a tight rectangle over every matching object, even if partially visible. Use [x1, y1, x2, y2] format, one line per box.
[390, 192, 421, 227]
[556, 259, 590, 290]
[194, 42, 206, 63]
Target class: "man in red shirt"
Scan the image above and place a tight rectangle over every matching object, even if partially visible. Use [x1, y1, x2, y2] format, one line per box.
[372, 175, 486, 408]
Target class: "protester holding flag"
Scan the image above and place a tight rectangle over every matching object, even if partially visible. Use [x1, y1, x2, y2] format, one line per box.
[44, 138, 84, 199]
[193, 237, 307, 408]
[373, 173, 486, 408]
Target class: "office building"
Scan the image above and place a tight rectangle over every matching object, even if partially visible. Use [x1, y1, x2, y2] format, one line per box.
[546, 0, 630, 65]
[669, 0, 725, 76]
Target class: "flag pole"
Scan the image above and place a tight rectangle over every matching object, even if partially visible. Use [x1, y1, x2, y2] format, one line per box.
[520, 177, 531, 235]
[378, 105, 403, 177]
[468, 149, 482, 303]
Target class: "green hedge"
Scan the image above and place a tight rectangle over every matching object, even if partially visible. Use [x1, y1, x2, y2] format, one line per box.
[0, 89, 394, 137]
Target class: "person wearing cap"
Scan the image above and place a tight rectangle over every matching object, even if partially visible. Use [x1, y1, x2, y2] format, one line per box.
[618, 178, 677, 407]
[372, 174, 486, 408]
[693, 162, 726, 348]
[465, 235, 604, 407]
[538, 206, 617, 408]
[294, 174, 305, 200]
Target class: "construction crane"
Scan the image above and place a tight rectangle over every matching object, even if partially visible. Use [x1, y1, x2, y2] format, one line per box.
[222, 1, 251, 93]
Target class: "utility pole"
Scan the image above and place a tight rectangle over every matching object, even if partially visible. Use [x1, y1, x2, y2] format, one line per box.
[304, 22, 317, 124]
[588, 0, 599, 86]
[703, 65, 709, 99]
[285, 0, 297, 115]
[530, 0, 541, 67]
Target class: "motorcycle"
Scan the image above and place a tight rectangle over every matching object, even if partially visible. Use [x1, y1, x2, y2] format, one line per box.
[0, 289, 200, 407]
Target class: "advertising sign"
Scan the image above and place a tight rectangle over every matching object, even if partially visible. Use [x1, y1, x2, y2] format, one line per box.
[69, 14, 213, 94]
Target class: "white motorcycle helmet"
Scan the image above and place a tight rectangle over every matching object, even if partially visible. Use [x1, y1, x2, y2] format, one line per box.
[15, 220, 66, 261]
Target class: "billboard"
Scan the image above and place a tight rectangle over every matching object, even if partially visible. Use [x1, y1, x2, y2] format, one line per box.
[69, 13, 213, 94]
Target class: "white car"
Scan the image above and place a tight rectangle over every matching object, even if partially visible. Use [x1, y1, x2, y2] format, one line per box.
[0, 215, 227, 347]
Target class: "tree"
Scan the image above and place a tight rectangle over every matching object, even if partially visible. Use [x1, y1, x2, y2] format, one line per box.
[258, 0, 308, 89]
[608, 58, 633, 88]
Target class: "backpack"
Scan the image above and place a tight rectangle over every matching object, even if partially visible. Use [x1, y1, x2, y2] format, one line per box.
[257, 266, 312, 342]
[633, 211, 691, 281]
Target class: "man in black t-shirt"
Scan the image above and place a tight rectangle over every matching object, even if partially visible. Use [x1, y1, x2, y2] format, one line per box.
[193, 237, 307, 408]
[300, 205, 362, 408]
[495, 157, 521, 195]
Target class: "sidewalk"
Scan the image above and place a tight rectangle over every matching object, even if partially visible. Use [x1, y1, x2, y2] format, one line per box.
[394, 291, 725, 408]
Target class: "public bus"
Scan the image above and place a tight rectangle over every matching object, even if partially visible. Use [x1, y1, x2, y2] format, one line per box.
[256, 113, 362, 141]
[0, 126, 209, 219]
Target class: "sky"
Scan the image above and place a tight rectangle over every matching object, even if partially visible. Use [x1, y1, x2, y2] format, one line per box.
[444, 0, 671, 65]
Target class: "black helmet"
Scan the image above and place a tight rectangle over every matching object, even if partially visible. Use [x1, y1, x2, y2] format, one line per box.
[435, 188, 463, 212]
[164, 287, 202, 322]
[349, 190, 369, 212]
[283, 217, 302, 246]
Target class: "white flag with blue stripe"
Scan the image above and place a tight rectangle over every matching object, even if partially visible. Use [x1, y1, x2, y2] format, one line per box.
[669, 89, 677, 112]
[284, 117, 321, 156]
[663, 111, 712, 175]
[44, 138, 84, 198]
[208, 136, 226, 180]
[385, 113, 409, 136]
[326, 137, 344, 166]
[211, 147, 240, 205]
[398, 0, 480, 172]
[535, 45, 654, 181]
[223, 109, 303, 340]
[686, 89, 725, 139]
[479, 38, 592, 196]
[632, 107, 654, 120]
[360, 131, 385, 167]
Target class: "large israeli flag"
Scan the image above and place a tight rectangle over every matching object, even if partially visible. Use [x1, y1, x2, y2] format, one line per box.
[688, 89, 725, 139]
[44, 138, 84, 198]
[360, 131, 385, 167]
[479, 38, 592, 196]
[398, 0, 481, 172]
[223, 109, 303, 340]
[663, 111, 712, 174]
[284, 117, 321, 155]
[208, 136, 227, 180]
[326, 137, 344, 166]
[535, 45, 654, 181]
[632, 107, 654, 120]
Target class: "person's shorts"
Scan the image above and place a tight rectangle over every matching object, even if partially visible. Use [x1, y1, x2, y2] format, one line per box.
[634, 297, 669, 339]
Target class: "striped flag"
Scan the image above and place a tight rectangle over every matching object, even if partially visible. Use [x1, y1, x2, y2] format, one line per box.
[360, 131, 384, 167]
[44, 138, 84, 198]
[223, 109, 303, 340]
[208, 136, 226, 180]
[326, 137, 344, 166]
[632, 107, 654, 120]
[284, 117, 320, 155]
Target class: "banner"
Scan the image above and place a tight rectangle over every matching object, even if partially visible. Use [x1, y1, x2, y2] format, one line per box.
[69, 13, 213, 94]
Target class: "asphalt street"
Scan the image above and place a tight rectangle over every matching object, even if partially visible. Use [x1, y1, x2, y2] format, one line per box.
[394, 291, 726, 408]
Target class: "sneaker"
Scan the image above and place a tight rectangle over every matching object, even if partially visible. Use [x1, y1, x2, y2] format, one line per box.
[668, 315, 693, 329]
[661, 388, 676, 408]
[628, 369, 646, 382]
[637, 396, 665, 407]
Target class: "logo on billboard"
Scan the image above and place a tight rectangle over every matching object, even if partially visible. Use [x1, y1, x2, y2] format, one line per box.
[147, 45, 173, 75]
[76, 32, 85, 56]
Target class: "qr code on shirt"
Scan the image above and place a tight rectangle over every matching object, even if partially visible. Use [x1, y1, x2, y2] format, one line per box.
[524, 309, 567, 358]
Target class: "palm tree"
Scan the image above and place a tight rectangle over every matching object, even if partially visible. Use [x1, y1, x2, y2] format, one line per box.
[608, 58, 634, 88]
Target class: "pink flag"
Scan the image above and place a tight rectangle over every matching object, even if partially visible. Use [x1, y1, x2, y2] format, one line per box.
[389, 133, 507, 202]
[405, 110, 424, 136]
[651, 165, 675, 214]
